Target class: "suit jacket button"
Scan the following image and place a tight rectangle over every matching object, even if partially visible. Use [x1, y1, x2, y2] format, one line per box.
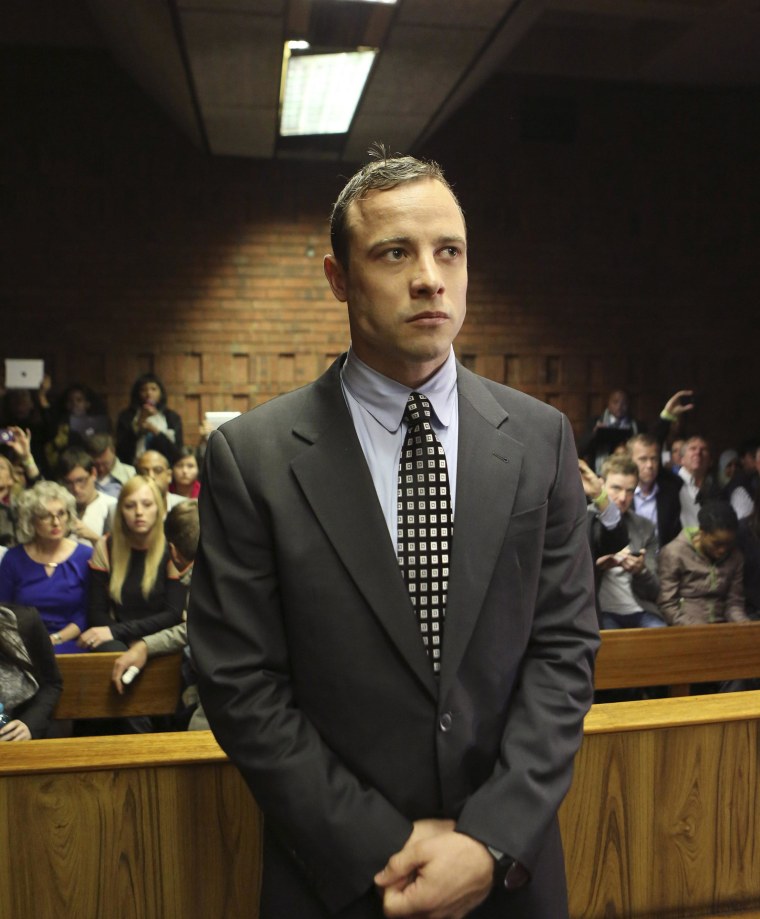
[439, 712, 453, 732]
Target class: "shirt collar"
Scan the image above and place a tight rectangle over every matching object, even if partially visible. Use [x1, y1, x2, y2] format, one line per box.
[635, 481, 659, 499]
[341, 346, 458, 433]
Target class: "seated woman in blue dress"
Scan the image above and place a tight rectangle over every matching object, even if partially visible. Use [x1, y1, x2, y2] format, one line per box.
[0, 482, 92, 653]
[79, 476, 185, 652]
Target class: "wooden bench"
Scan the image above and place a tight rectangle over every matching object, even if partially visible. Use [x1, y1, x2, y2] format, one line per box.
[594, 620, 760, 696]
[0, 731, 262, 919]
[4, 693, 760, 918]
[561, 690, 760, 918]
[53, 651, 184, 720]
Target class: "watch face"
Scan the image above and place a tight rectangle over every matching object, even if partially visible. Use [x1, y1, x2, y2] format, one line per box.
[503, 860, 530, 891]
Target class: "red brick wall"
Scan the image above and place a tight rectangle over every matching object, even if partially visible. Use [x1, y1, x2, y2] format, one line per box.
[2, 49, 758, 454]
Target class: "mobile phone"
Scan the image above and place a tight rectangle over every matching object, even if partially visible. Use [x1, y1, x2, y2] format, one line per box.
[0, 429, 14, 443]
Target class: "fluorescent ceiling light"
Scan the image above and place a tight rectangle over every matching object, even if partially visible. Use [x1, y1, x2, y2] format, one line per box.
[280, 49, 377, 136]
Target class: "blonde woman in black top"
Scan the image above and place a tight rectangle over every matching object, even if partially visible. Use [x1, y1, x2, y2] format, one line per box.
[79, 476, 184, 651]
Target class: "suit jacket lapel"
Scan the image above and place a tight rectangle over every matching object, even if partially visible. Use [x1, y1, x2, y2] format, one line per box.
[440, 367, 525, 693]
[290, 361, 438, 699]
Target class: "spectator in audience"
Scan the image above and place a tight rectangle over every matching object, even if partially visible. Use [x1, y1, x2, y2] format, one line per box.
[737, 439, 760, 493]
[136, 450, 187, 511]
[737, 498, 760, 620]
[678, 436, 720, 528]
[1, 425, 42, 492]
[111, 500, 207, 729]
[116, 373, 183, 466]
[169, 447, 201, 500]
[627, 433, 682, 548]
[718, 450, 739, 490]
[0, 385, 52, 475]
[59, 449, 117, 547]
[579, 458, 628, 562]
[0, 482, 92, 653]
[664, 438, 685, 475]
[719, 447, 754, 521]
[658, 500, 747, 626]
[0, 454, 22, 548]
[0, 603, 63, 740]
[79, 476, 184, 652]
[86, 433, 136, 498]
[593, 455, 663, 630]
[43, 383, 108, 475]
[579, 388, 640, 472]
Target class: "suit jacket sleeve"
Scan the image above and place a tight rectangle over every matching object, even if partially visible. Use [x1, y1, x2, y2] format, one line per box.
[188, 429, 412, 913]
[455, 413, 600, 869]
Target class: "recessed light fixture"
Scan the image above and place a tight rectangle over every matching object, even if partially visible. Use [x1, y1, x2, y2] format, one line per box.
[280, 47, 377, 136]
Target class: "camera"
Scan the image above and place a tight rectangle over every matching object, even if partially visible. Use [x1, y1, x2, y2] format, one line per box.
[0, 429, 15, 444]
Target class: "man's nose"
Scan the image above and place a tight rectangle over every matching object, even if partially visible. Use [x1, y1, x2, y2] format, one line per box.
[410, 254, 443, 297]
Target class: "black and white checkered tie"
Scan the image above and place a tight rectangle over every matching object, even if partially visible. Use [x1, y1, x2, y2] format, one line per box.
[397, 392, 453, 674]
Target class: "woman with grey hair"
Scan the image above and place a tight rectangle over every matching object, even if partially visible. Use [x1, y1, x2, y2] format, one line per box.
[0, 481, 92, 653]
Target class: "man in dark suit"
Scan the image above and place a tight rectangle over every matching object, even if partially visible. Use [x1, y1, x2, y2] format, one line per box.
[628, 433, 682, 548]
[189, 150, 599, 919]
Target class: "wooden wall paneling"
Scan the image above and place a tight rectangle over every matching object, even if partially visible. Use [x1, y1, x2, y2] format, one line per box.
[503, 354, 519, 386]
[79, 352, 108, 396]
[546, 355, 561, 386]
[277, 353, 296, 387]
[0, 758, 262, 919]
[561, 704, 760, 918]
[231, 353, 250, 387]
[478, 355, 505, 385]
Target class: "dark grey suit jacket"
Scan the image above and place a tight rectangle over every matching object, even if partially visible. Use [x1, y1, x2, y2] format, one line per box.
[189, 357, 599, 918]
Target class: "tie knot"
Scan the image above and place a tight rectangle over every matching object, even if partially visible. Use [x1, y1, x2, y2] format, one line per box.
[404, 392, 432, 428]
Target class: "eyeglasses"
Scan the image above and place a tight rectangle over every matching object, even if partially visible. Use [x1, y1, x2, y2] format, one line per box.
[36, 510, 69, 522]
[64, 475, 91, 488]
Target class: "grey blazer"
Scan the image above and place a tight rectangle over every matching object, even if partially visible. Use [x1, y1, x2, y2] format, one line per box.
[189, 356, 599, 918]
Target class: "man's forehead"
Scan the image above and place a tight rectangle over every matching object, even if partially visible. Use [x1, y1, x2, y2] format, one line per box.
[347, 178, 464, 232]
[139, 453, 167, 470]
[605, 473, 636, 487]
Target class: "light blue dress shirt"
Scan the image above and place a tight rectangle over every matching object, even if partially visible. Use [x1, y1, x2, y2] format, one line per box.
[340, 347, 459, 548]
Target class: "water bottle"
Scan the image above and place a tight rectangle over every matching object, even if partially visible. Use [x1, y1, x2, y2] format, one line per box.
[0, 703, 9, 728]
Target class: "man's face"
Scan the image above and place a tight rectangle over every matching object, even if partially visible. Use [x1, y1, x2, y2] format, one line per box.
[136, 451, 171, 495]
[607, 390, 628, 419]
[62, 465, 97, 507]
[699, 527, 736, 563]
[324, 178, 467, 388]
[92, 447, 116, 479]
[630, 442, 659, 488]
[681, 438, 709, 476]
[604, 473, 637, 514]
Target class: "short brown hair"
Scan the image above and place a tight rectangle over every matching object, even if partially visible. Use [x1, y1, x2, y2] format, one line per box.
[164, 500, 199, 563]
[627, 433, 658, 452]
[329, 143, 463, 267]
[601, 455, 639, 481]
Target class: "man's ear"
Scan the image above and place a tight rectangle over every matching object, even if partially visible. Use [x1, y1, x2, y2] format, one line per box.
[324, 254, 348, 302]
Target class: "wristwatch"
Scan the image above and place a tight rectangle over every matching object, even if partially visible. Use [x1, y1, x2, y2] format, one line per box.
[487, 846, 530, 891]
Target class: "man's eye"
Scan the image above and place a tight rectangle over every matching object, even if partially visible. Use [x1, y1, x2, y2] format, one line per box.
[385, 248, 404, 260]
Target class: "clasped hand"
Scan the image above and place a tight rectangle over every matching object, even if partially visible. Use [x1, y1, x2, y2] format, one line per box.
[374, 819, 494, 918]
